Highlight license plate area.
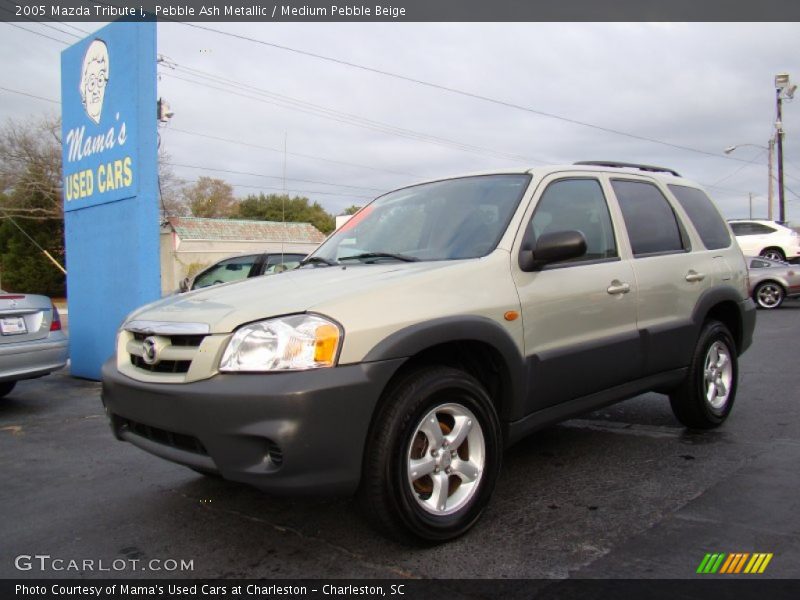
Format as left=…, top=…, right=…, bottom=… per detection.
left=0, top=316, right=27, bottom=335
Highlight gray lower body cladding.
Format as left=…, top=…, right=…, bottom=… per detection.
left=100, top=357, right=404, bottom=495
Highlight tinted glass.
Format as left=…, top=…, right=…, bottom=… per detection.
left=192, top=255, right=258, bottom=289
left=668, top=185, right=731, bottom=250
left=730, top=222, right=751, bottom=235
left=263, top=254, right=305, bottom=274
left=612, top=180, right=685, bottom=256
left=749, top=259, right=771, bottom=269
left=312, top=175, right=531, bottom=262
left=529, top=178, right=617, bottom=262
left=752, top=223, right=777, bottom=234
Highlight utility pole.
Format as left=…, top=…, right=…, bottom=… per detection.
left=774, top=73, right=796, bottom=224
left=749, top=192, right=753, bottom=219
left=776, top=88, right=785, bottom=223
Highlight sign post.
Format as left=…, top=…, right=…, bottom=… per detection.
left=61, top=22, right=160, bottom=380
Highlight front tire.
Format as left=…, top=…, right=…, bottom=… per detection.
left=669, top=320, right=737, bottom=429
left=0, top=381, right=16, bottom=398
left=754, top=281, right=785, bottom=309
left=360, top=366, right=502, bottom=543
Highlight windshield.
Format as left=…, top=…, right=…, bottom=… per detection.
left=312, top=174, right=531, bottom=263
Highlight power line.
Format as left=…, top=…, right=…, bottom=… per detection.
left=56, top=22, right=91, bottom=35
left=166, top=161, right=388, bottom=194
left=166, top=127, right=419, bottom=178
left=182, top=178, right=374, bottom=200
left=160, top=67, right=548, bottom=165
left=167, top=65, right=543, bottom=163
left=0, top=86, right=59, bottom=105
left=177, top=22, right=756, bottom=165
left=707, top=149, right=766, bottom=187
left=0, top=5, right=82, bottom=40
left=2, top=22, right=70, bottom=45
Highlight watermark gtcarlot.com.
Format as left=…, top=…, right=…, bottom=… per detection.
left=14, top=555, right=194, bottom=573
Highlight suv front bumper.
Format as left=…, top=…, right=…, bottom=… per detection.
left=101, top=357, right=404, bottom=495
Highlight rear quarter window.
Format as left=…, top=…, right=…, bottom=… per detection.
left=668, top=185, right=731, bottom=250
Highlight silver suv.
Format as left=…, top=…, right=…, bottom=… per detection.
left=102, top=162, right=755, bottom=542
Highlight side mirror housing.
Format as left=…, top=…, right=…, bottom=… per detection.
left=519, top=230, right=587, bottom=272
left=179, top=277, right=190, bottom=293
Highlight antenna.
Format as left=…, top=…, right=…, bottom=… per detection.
left=281, top=132, right=287, bottom=260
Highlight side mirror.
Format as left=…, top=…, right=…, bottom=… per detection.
left=179, top=277, right=190, bottom=293
left=519, top=230, right=587, bottom=272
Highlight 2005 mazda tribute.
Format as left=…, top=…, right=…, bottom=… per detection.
left=102, top=162, right=755, bottom=542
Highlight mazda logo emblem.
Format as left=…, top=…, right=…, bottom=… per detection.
left=142, top=336, right=159, bottom=365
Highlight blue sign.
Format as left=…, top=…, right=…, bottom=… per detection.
left=61, top=22, right=160, bottom=379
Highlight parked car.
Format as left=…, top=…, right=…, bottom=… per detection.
left=747, top=256, right=800, bottom=309
left=0, top=291, right=68, bottom=398
left=728, top=219, right=800, bottom=262
left=180, top=252, right=307, bottom=292
left=103, top=162, right=755, bottom=542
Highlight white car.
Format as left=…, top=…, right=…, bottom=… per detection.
left=728, top=219, right=800, bottom=262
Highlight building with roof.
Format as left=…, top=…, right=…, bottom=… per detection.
left=160, top=217, right=326, bottom=294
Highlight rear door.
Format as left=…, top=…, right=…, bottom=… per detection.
left=608, top=177, right=714, bottom=376
left=511, top=174, right=641, bottom=413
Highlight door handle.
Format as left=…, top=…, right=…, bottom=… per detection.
left=685, top=270, right=706, bottom=283
left=607, top=280, right=631, bottom=295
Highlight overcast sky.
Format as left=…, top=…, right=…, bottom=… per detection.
left=1, top=21, right=799, bottom=223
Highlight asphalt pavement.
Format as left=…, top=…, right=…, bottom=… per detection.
left=1, top=302, right=799, bottom=580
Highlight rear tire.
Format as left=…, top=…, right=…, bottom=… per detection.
left=670, top=320, right=737, bottom=429
left=754, top=281, right=785, bottom=309
left=359, top=365, right=502, bottom=543
left=0, top=381, right=16, bottom=398
left=759, top=247, right=786, bottom=262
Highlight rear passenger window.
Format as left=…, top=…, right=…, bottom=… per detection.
left=668, top=185, right=731, bottom=250
left=611, top=180, right=685, bottom=256
left=529, top=178, right=617, bottom=262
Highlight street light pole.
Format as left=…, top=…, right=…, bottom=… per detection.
left=767, top=137, right=775, bottom=220
left=724, top=141, right=774, bottom=219
left=776, top=87, right=786, bottom=223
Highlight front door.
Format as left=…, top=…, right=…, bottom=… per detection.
left=511, top=175, right=641, bottom=414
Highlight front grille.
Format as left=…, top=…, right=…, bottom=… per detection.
left=130, top=354, right=191, bottom=373
left=114, top=415, right=208, bottom=455
left=131, top=332, right=205, bottom=347
left=127, top=332, right=207, bottom=377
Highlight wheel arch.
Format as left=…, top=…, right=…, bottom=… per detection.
left=362, top=316, right=526, bottom=423
left=692, top=287, right=746, bottom=354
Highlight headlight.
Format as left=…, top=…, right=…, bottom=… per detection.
left=219, top=314, right=342, bottom=372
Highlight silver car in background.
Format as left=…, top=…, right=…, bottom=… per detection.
left=747, top=257, right=800, bottom=309
left=0, top=291, right=68, bottom=398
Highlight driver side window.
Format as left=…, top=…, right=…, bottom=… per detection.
left=529, top=178, right=618, bottom=263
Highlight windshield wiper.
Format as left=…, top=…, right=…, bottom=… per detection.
left=339, top=252, right=420, bottom=263
left=300, top=256, right=339, bottom=267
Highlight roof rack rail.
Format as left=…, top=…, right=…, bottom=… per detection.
left=574, top=161, right=681, bottom=178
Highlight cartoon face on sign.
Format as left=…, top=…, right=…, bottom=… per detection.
left=79, top=39, right=109, bottom=124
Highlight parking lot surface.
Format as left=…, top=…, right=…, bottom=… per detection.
left=1, top=303, right=799, bottom=579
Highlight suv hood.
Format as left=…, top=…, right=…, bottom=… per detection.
left=127, top=261, right=463, bottom=333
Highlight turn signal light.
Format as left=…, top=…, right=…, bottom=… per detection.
left=314, top=323, right=340, bottom=365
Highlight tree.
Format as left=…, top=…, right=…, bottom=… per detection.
left=236, top=193, right=335, bottom=234
left=183, top=177, right=235, bottom=218
left=342, top=204, right=363, bottom=215
left=0, top=115, right=65, bottom=295
left=158, top=149, right=188, bottom=218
